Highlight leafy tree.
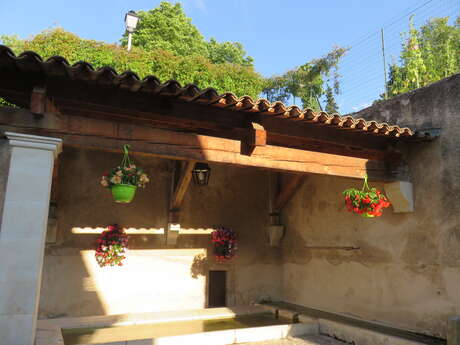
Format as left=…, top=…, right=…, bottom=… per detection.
left=386, top=16, right=460, bottom=97
left=0, top=29, right=264, bottom=99
left=263, top=46, right=347, bottom=111
left=324, top=85, right=339, bottom=114
left=121, top=2, right=207, bottom=57
left=121, top=1, right=253, bottom=67
left=206, top=38, right=253, bottom=66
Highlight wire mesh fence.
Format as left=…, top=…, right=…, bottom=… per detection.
left=337, top=0, right=460, bottom=114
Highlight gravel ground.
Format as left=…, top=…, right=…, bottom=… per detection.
left=237, top=335, right=348, bottom=345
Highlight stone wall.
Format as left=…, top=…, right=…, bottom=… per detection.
left=38, top=147, right=282, bottom=318
left=281, top=74, right=460, bottom=338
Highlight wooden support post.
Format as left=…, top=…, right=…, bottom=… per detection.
left=274, top=174, right=306, bottom=213
left=267, top=172, right=306, bottom=247
left=171, top=160, right=196, bottom=212
left=167, top=160, right=195, bottom=246
left=268, top=172, right=284, bottom=247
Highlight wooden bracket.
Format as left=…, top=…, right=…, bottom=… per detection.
left=241, top=122, right=267, bottom=156
left=267, top=172, right=306, bottom=247
left=167, top=160, right=195, bottom=243
left=273, top=174, right=306, bottom=214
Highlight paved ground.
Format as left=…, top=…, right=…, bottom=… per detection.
left=238, top=335, right=347, bottom=345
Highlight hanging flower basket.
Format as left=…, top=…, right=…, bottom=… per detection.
left=343, top=175, right=391, bottom=218
left=211, top=227, right=238, bottom=262
left=95, top=224, right=128, bottom=267
left=100, top=144, right=150, bottom=203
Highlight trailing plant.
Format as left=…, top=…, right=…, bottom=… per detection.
left=262, top=46, right=347, bottom=111
left=343, top=176, right=391, bottom=218
left=95, top=224, right=128, bottom=267
left=211, top=227, right=238, bottom=262
left=0, top=27, right=263, bottom=99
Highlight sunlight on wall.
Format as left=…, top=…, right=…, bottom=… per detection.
left=72, top=227, right=165, bottom=234
left=79, top=248, right=207, bottom=315
left=71, top=227, right=215, bottom=235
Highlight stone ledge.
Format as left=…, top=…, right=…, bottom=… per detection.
left=319, top=319, right=426, bottom=345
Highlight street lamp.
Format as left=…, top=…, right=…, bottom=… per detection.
left=124, top=10, right=139, bottom=51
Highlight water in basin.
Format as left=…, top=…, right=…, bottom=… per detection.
left=62, top=312, right=292, bottom=345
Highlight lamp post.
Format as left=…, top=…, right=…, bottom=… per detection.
left=124, top=10, right=139, bottom=51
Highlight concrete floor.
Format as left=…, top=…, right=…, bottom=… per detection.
left=238, top=335, right=347, bottom=345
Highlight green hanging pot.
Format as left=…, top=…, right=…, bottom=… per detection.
left=111, top=184, right=137, bottom=203
left=361, top=213, right=375, bottom=218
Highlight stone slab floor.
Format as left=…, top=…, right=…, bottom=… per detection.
left=238, top=335, right=347, bottom=345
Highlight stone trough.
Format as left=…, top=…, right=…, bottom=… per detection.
left=35, top=306, right=318, bottom=345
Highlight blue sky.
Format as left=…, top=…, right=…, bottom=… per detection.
left=0, top=0, right=458, bottom=113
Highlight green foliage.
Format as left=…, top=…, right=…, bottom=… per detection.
left=121, top=1, right=253, bottom=67
left=206, top=38, right=253, bottom=66
left=0, top=28, right=263, bottom=99
left=120, top=2, right=207, bottom=57
left=324, top=85, right=339, bottom=114
left=262, top=46, right=347, bottom=111
left=387, top=16, right=460, bottom=97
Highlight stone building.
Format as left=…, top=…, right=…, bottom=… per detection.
left=0, top=45, right=458, bottom=345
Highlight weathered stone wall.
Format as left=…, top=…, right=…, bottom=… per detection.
left=38, top=147, right=282, bottom=318
left=281, top=74, right=460, bottom=338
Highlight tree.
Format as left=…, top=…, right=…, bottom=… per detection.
left=121, top=2, right=253, bottom=67
left=121, top=2, right=207, bottom=57
left=206, top=38, right=253, bottom=66
left=386, top=16, right=460, bottom=97
left=0, top=29, right=264, bottom=99
left=324, top=85, right=339, bottom=114
left=263, top=46, right=347, bottom=111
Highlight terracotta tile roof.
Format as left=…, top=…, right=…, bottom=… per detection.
left=0, top=45, right=420, bottom=139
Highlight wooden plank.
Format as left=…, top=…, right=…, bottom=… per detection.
left=171, top=160, right=195, bottom=211
left=0, top=108, right=392, bottom=180
left=274, top=174, right=306, bottom=212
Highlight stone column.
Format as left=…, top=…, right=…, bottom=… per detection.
left=0, top=132, right=62, bottom=345
left=448, top=316, right=460, bottom=345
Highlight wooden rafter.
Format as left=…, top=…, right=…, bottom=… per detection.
left=0, top=108, right=395, bottom=180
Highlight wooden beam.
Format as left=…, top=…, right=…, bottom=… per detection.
left=274, top=174, right=306, bottom=213
left=0, top=108, right=393, bottom=180
left=30, top=87, right=46, bottom=115
left=44, top=80, right=393, bottom=154
left=241, top=122, right=267, bottom=156
left=171, top=160, right=196, bottom=211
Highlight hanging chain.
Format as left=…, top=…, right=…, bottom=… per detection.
left=361, top=174, right=370, bottom=192
left=120, top=144, right=132, bottom=168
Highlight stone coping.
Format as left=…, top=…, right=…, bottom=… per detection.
left=35, top=306, right=271, bottom=345
left=256, top=303, right=441, bottom=345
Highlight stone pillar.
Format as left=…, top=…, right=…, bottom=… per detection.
left=448, top=316, right=460, bottom=345
left=0, top=132, right=62, bottom=345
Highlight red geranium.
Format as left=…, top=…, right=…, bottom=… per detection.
left=343, top=176, right=391, bottom=218
left=95, top=224, right=128, bottom=267
left=211, top=227, right=238, bottom=262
